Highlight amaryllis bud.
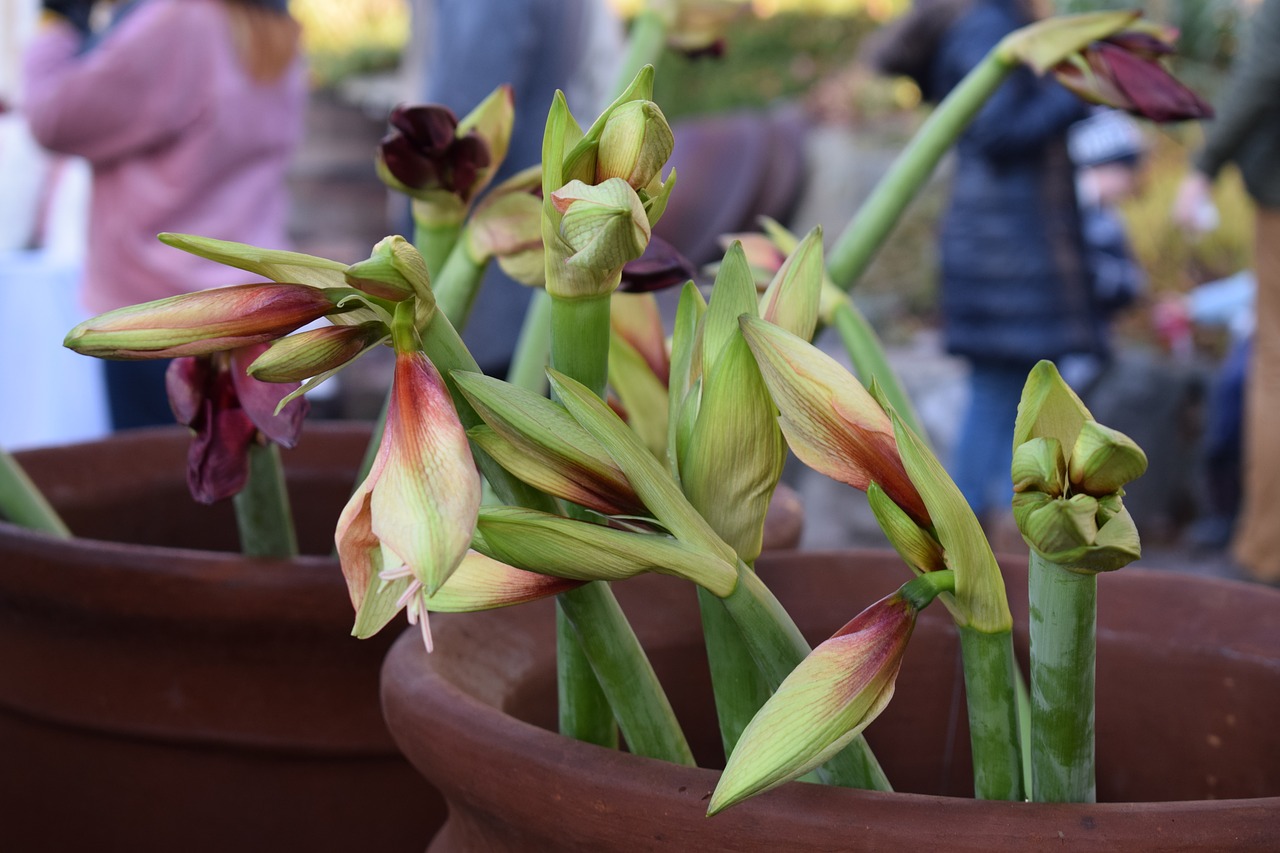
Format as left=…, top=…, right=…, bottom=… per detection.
left=377, top=103, right=491, bottom=201
left=552, top=178, right=652, bottom=273
left=1052, top=35, right=1213, bottom=122
left=708, top=570, right=955, bottom=815
left=740, top=315, right=929, bottom=526
left=596, top=99, right=674, bottom=190
left=345, top=236, right=432, bottom=304
left=248, top=322, right=387, bottom=383
left=64, top=284, right=339, bottom=360
left=757, top=225, right=824, bottom=343
left=336, top=349, right=481, bottom=624
left=474, top=506, right=738, bottom=596
left=1067, top=420, right=1148, bottom=497
left=1011, top=436, right=1067, bottom=496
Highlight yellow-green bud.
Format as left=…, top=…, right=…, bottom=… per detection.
left=1011, top=436, right=1067, bottom=496
left=552, top=178, right=651, bottom=273
left=1068, top=420, right=1148, bottom=497
left=596, top=100, right=674, bottom=190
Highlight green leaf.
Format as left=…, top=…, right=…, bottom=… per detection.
left=703, top=241, right=760, bottom=374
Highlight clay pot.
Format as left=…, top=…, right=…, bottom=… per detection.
left=0, top=424, right=443, bottom=853
left=381, top=550, right=1280, bottom=852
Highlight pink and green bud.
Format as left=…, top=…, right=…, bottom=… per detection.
left=867, top=482, right=946, bottom=575
left=335, top=349, right=481, bottom=609
left=474, top=506, right=738, bottom=596
left=708, top=572, right=953, bottom=815
left=596, top=99, right=675, bottom=190
left=64, top=284, right=340, bottom=360
left=247, top=322, right=387, bottom=383
left=740, top=315, right=930, bottom=527
left=451, top=370, right=645, bottom=516
left=350, top=549, right=583, bottom=643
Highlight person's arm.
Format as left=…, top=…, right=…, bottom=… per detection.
left=940, top=8, right=1087, bottom=159
left=22, top=2, right=213, bottom=166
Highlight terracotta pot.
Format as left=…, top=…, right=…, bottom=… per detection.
left=0, top=424, right=443, bottom=853
left=381, top=550, right=1280, bottom=852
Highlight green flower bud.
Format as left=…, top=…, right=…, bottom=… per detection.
left=247, top=322, right=387, bottom=383
left=1011, top=436, right=1067, bottom=496
left=1013, top=491, right=1141, bottom=573
left=552, top=178, right=651, bottom=274
left=596, top=100, right=674, bottom=190
left=1068, top=420, right=1148, bottom=497
left=345, top=236, right=435, bottom=312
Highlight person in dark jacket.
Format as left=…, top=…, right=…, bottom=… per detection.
left=884, top=0, right=1102, bottom=523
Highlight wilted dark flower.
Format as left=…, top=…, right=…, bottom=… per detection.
left=166, top=344, right=308, bottom=504
left=618, top=235, right=697, bottom=293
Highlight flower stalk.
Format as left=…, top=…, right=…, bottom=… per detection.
left=232, top=442, right=298, bottom=558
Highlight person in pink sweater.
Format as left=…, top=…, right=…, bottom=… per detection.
left=23, top=0, right=306, bottom=429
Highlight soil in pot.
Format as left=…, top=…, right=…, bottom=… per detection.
left=382, top=550, right=1280, bottom=852
left=0, top=423, right=443, bottom=853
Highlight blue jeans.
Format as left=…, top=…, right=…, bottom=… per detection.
left=951, top=360, right=1036, bottom=518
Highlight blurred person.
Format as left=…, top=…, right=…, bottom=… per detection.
left=1173, top=0, right=1280, bottom=582
left=408, top=0, right=622, bottom=376
left=872, top=0, right=1104, bottom=530
left=22, top=0, right=305, bottom=430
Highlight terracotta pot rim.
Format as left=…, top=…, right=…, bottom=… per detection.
left=387, top=628, right=1280, bottom=817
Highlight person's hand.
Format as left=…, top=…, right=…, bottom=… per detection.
left=1172, top=170, right=1219, bottom=234
left=42, top=0, right=95, bottom=36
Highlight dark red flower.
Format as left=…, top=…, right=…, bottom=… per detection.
left=166, top=344, right=308, bottom=504
left=618, top=235, right=698, bottom=293
left=1054, top=33, right=1213, bottom=123
left=379, top=104, right=491, bottom=200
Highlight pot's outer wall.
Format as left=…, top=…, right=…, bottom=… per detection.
left=0, top=425, right=442, bottom=853
left=383, top=551, right=1280, bottom=852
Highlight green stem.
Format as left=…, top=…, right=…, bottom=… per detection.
left=721, top=564, right=892, bottom=791
left=0, top=447, right=70, bottom=537
left=547, top=290, right=620, bottom=745
left=958, top=626, right=1025, bottom=800
left=697, top=585, right=773, bottom=759
left=830, top=299, right=927, bottom=440
left=550, top=293, right=611, bottom=397
left=431, top=239, right=488, bottom=332
left=556, top=599, right=619, bottom=751
left=506, top=288, right=553, bottom=394
left=559, top=584, right=695, bottom=764
left=232, top=442, right=298, bottom=558
left=1028, top=551, right=1097, bottom=803
left=413, top=218, right=463, bottom=283
left=614, top=10, right=668, bottom=101
left=826, top=49, right=1012, bottom=291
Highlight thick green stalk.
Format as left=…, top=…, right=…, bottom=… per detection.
left=431, top=239, right=488, bottom=331
left=556, top=599, right=620, bottom=751
left=697, top=586, right=773, bottom=759
left=413, top=218, right=463, bottom=284
left=958, top=626, right=1025, bottom=800
left=506, top=288, right=553, bottom=395
left=0, top=447, right=70, bottom=537
left=613, top=10, right=668, bottom=103
left=826, top=50, right=1012, bottom=291
left=721, top=564, right=892, bottom=791
left=830, top=299, right=926, bottom=439
left=1028, top=551, right=1097, bottom=803
left=232, top=442, right=298, bottom=558
left=559, top=584, right=695, bottom=764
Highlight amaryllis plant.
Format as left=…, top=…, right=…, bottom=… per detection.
left=1, top=8, right=1212, bottom=816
